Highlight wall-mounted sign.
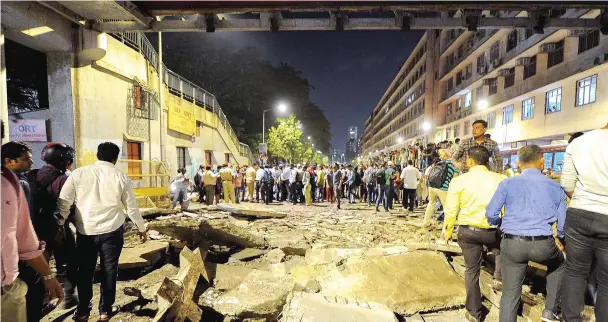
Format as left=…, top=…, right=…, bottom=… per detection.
left=168, top=101, right=196, bottom=136
left=9, top=119, right=47, bottom=142
left=258, top=143, right=267, bottom=154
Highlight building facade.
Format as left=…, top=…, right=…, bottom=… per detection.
left=1, top=2, right=254, bottom=196
left=361, top=9, right=608, bottom=171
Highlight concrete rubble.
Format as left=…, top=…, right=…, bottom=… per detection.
left=43, top=202, right=595, bottom=322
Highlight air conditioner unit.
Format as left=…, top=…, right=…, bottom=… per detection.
left=483, top=78, right=495, bottom=85
left=569, top=29, right=588, bottom=37
left=497, top=69, right=512, bottom=77
left=594, top=54, right=608, bottom=66
left=516, top=57, right=531, bottom=66
left=538, top=43, right=556, bottom=53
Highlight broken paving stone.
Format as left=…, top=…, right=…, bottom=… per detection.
left=140, top=208, right=180, bottom=218
left=281, top=292, right=398, bottom=322
left=212, top=264, right=256, bottom=291
left=212, top=270, right=292, bottom=319
left=304, top=246, right=409, bottom=265
left=291, top=252, right=466, bottom=315
left=266, top=232, right=310, bottom=256
left=118, top=241, right=169, bottom=269
left=229, top=248, right=267, bottom=262
left=217, top=203, right=287, bottom=219
left=264, top=248, right=286, bottom=264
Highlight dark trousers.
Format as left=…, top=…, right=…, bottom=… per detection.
left=500, top=237, right=564, bottom=322
left=205, top=185, right=215, bottom=205
left=402, top=188, right=416, bottom=211
left=197, top=185, right=204, bottom=203
left=281, top=181, right=288, bottom=201
left=386, top=185, right=395, bottom=209
left=335, top=185, right=342, bottom=209
left=375, top=185, right=388, bottom=210
left=563, top=208, right=608, bottom=322
left=76, top=226, right=124, bottom=316
left=264, top=182, right=272, bottom=204
left=457, top=226, right=502, bottom=319
left=367, top=184, right=376, bottom=205
left=19, top=224, right=78, bottom=322
left=254, top=180, right=261, bottom=202
left=290, top=182, right=297, bottom=204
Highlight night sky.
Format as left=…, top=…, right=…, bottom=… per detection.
left=198, top=30, right=424, bottom=150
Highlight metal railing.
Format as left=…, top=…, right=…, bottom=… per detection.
left=109, top=32, right=254, bottom=162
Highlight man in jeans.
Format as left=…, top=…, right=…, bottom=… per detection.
left=561, top=124, right=608, bottom=322
left=444, top=146, right=505, bottom=322
left=486, top=145, right=566, bottom=322
left=375, top=162, right=388, bottom=212
left=57, top=143, right=148, bottom=321
left=400, top=160, right=421, bottom=213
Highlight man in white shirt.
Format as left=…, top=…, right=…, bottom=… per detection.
left=57, top=142, right=147, bottom=321
left=255, top=165, right=265, bottom=203
left=400, top=160, right=421, bottom=212
left=560, top=125, right=608, bottom=322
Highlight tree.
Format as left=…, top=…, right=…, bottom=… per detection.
left=149, top=33, right=332, bottom=152
left=267, top=116, right=304, bottom=163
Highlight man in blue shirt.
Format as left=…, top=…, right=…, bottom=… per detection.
left=485, top=145, right=566, bottom=322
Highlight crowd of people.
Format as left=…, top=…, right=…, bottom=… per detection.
left=2, top=122, right=147, bottom=322
left=2, top=118, right=606, bottom=322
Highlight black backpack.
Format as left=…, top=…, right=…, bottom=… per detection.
left=375, top=169, right=386, bottom=185
left=354, top=172, right=362, bottom=186
left=428, top=161, right=449, bottom=189
left=194, top=172, right=202, bottom=187
left=26, top=169, right=63, bottom=241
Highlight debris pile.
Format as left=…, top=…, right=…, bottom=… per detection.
left=43, top=203, right=595, bottom=322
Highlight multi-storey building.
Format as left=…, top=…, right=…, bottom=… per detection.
left=361, top=30, right=439, bottom=155
left=362, top=9, right=608, bottom=172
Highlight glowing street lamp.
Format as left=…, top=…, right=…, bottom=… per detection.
left=478, top=99, right=489, bottom=110
left=397, top=137, right=403, bottom=144
left=307, top=136, right=311, bottom=140
left=263, top=102, right=288, bottom=144
left=422, top=121, right=431, bottom=131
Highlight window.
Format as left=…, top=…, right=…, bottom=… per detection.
left=177, top=147, right=186, bottom=170
left=456, top=71, right=463, bottom=85
left=489, top=78, right=498, bottom=96
left=464, top=121, right=471, bottom=135
left=447, top=78, right=454, bottom=92
left=196, top=122, right=201, bottom=137
left=464, top=91, right=472, bottom=108
left=476, top=86, right=484, bottom=100
left=507, top=30, right=518, bottom=52
left=487, top=111, right=496, bottom=129
left=225, top=153, right=231, bottom=164
left=545, top=87, right=562, bottom=114
left=522, top=97, right=535, bottom=120
left=504, top=68, right=515, bottom=88
left=490, top=41, right=501, bottom=62
left=457, top=44, right=464, bottom=59
left=502, top=105, right=514, bottom=124
left=477, top=53, right=486, bottom=72
left=447, top=102, right=453, bottom=115
left=576, top=75, right=597, bottom=106
left=6, top=40, right=50, bottom=115
left=525, top=29, right=535, bottom=40
left=524, top=56, right=537, bottom=79
left=456, top=97, right=462, bottom=113
left=454, top=124, right=461, bottom=137
left=127, top=142, right=142, bottom=179
left=465, top=64, right=473, bottom=79
left=579, top=30, right=600, bottom=54
left=446, top=127, right=452, bottom=139
left=547, top=40, right=564, bottom=68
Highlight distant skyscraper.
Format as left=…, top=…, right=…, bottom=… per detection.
left=348, top=126, right=358, bottom=140
left=346, top=126, right=359, bottom=161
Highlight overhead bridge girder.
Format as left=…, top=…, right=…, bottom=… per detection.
left=93, top=16, right=602, bottom=32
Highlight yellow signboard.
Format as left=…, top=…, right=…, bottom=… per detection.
left=168, top=100, right=196, bottom=136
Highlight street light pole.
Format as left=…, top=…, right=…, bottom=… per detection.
left=262, top=109, right=270, bottom=144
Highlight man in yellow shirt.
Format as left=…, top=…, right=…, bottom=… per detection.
left=245, top=163, right=258, bottom=202
left=219, top=164, right=236, bottom=204
left=443, top=146, right=506, bottom=322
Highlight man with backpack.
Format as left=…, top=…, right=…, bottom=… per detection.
left=23, top=143, right=79, bottom=319
left=263, top=165, right=274, bottom=205
left=424, top=154, right=458, bottom=227
left=194, top=165, right=204, bottom=203
left=375, top=162, right=389, bottom=212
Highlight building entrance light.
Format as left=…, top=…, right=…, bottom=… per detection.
left=478, top=99, right=489, bottom=109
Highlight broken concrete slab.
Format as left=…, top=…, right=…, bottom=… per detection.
left=140, top=208, right=180, bottom=218
left=266, top=231, right=310, bottom=256
left=281, top=292, right=399, bottom=322
left=212, top=264, right=256, bottom=291
left=217, top=203, right=287, bottom=219
left=213, top=269, right=292, bottom=319
left=291, top=252, right=466, bottom=315
left=148, top=218, right=266, bottom=248
left=264, top=248, right=286, bottom=264
left=229, top=248, right=267, bottom=262
left=304, top=246, right=409, bottom=265
left=118, top=241, right=169, bottom=269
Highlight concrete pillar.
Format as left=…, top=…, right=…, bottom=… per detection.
left=564, top=36, right=579, bottom=62
left=515, top=65, right=524, bottom=83
left=47, top=52, right=76, bottom=154
left=0, top=26, right=8, bottom=143
left=536, top=52, right=548, bottom=74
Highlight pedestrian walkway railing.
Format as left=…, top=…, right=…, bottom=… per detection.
left=109, top=31, right=254, bottom=163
